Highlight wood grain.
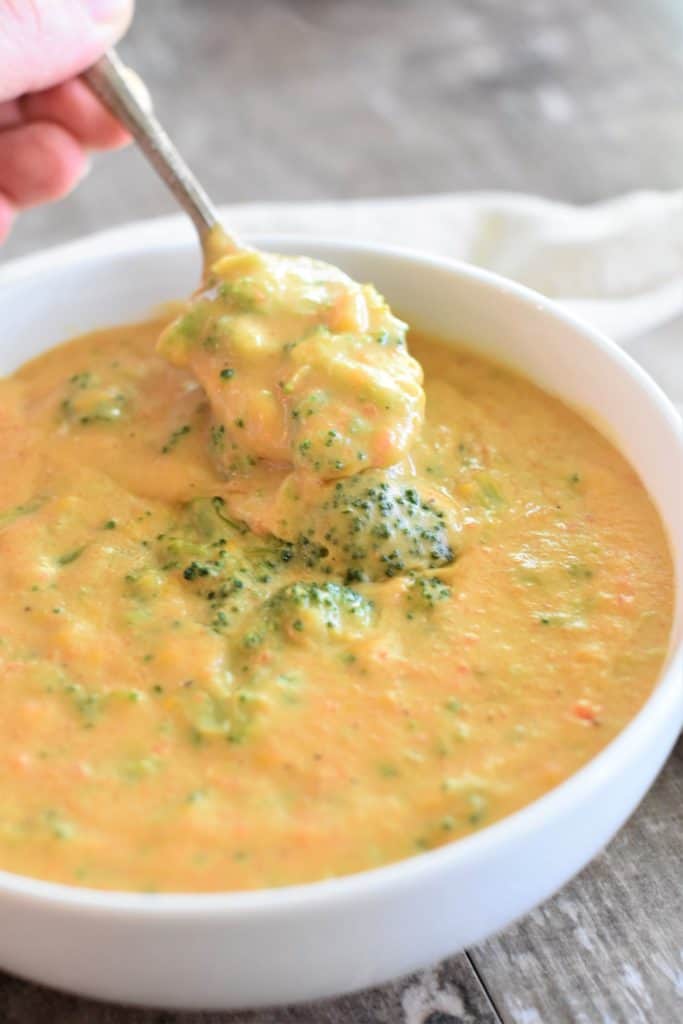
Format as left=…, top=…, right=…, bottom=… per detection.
left=471, top=737, right=683, bottom=1024
left=0, top=956, right=500, bottom=1024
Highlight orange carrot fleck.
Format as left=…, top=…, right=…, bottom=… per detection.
left=572, top=699, right=601, bottom=722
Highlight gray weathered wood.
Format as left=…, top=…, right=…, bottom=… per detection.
left=0, top=1, right=680, bottom=1021
left=0, top=955, right=500, bottom=1024
left=470, top=736, right=683, bottom=1024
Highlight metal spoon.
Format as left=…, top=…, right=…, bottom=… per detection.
left=82, top=49, right=238, bottom=268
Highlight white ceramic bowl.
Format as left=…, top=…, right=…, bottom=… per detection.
left=0, top=221, right=681, bottom=1011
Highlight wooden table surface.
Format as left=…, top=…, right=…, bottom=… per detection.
left=2, top=2, right=681, bottom=1021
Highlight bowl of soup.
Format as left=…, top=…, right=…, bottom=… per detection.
left=0, top=221, right=680, bottom=1010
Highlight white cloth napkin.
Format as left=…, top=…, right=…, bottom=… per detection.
left=222, top=190, right=683, bottom=345
left=220, top=189, right=683, bottom=415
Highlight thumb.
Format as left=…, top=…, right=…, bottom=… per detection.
left=0, top=0, right=135, bottom=102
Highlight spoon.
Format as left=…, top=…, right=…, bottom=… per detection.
left=82, top=49, right=237, bottom=269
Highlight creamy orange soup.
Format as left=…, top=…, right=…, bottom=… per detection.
left=0, top=296, right=673, bottom=892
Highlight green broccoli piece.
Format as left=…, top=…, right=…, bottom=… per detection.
left=235, top=581, right=374, bottom=651
left=404, top=574, right=452, bottom=619
left=60, top=372, right=129, bottom=425
left=297, top=473, right=456, bottom=583
left=156, top=497, right=295, bottom=632
left=265, top=581, right=374, bottom=636
left=219, top=581, right=373, bottom=741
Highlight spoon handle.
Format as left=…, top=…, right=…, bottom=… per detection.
left=82, top=49, right=237, bottom=258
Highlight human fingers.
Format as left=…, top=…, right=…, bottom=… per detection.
left=0, top=0, right=135, bottom=103
left=0, top=121, right=88, bottom=210
left=21, top=79, right=130, bottom=150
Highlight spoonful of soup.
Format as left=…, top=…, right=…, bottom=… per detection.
left=84, top=51, right=425, bottom=483
left=158, top=250, right=424, bottom=479
left=83, top=53, right=461, bottom=581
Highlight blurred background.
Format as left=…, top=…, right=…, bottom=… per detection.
left=4, top=0, right=683, bottom=259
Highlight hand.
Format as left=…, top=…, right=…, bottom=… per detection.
left=0, top=0, right=135, bottom=242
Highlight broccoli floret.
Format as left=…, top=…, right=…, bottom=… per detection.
left=404, top=574, right=452, bottom=618
left=156, top=497, right=293, bottom=632
left=296, top=473, right=456, bottom=583
left=61, top=371, right=129, bottom=425
left=156, top=497, right=243, bottom=577
left=223, top=581, right=374, bottom=740
left=236, top=581, right=374, bottom=651
left=266, top=581, right=374, bottom=636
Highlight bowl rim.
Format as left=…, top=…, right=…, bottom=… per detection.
left=0, top=222, right=680, bottom=916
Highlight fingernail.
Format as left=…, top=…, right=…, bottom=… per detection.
left=86, top=0, right=133, bottom=24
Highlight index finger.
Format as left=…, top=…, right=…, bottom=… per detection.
left=20, top=79, right=130, bottom=150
